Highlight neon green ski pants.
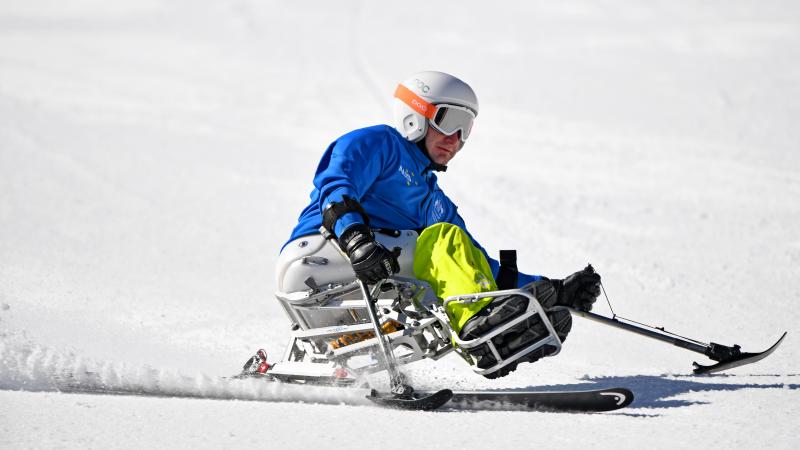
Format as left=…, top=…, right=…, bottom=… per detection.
left=413, top=223, right=497, bottom=334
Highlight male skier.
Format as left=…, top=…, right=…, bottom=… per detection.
left=276, top=71, right=601, bottom=377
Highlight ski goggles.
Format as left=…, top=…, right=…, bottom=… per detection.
left=395, top=84, right=476, bottom=142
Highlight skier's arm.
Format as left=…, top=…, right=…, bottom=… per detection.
left=312, top=132, right=388, bottom=236
left=312, top=131, right=400, bottom=284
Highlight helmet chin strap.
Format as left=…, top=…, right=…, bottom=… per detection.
left=416, top=140, right=448, bottom=172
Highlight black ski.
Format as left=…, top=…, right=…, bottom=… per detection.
left=366, top=388, right=453, bottom=411
left=693, top=332, right=787, bottom=375
left=433, top=387, right=634, bottom=412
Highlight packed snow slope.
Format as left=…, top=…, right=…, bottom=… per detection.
left=1, top=0, right=799, bottom=448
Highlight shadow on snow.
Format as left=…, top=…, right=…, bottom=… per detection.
left=508, top=374, right=799, bottom=410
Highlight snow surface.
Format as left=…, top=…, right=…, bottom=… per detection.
left=1, top=0, right=799, bottom=448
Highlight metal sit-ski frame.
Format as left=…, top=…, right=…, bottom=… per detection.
left=272, top=273, right=564, bottom=383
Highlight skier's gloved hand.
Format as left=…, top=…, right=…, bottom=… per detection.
left=552, top=266, right=601, bottom=311
left=338, top=224, right=400, bottom=284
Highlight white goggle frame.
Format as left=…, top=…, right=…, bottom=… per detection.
left=428, top=103, right=475, bottom=142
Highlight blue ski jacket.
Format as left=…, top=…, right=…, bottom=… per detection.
left=285, top=125, right=542, bottom=287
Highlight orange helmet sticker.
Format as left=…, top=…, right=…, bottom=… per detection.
left=394, top=84, right=435, bottom=119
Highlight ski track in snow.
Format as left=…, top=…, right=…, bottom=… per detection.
left=2, top=332, right=798, bottom=415
left=0, top=334, right=373, bottom=406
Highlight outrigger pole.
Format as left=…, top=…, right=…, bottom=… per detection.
left=567, top=307, right=787, bottom=374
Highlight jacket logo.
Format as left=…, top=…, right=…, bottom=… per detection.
left=398, top=165, right=417, bottom=186
left=431, top=198, right=444, bottom=222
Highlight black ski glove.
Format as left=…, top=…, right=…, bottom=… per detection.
left=339, top=224, right=400, bottom=284
left=552, top=265, right=601, bottom=311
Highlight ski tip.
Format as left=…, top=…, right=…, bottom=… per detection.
left=602, top=387, right=634, bottom=409
left=692, top=331, right=788, bottom=375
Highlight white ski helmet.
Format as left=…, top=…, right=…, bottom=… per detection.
left=393, top=71, right=479, bottom=143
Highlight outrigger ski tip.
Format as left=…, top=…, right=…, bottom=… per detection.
left=693, top=331, right=787, bottom=375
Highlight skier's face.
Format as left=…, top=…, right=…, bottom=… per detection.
left=424, top=126, right=463, bottom=165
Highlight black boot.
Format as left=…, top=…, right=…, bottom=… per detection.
left=458, top=280, right=572, bottom=379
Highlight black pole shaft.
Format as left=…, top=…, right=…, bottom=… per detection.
left=568, top=308, right=710, bottom=356
left=358, top=280, right=402, bottom=388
